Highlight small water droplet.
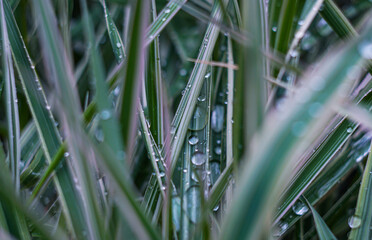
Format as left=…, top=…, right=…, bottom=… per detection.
left=95, top=129, right=104, bottom=142
left=188, top=135, right=199, bottom=145
left=290, top=50, right=299, bottom=58
left=197, top=95, right=206, bottom=102
left=64, top=152, right=70, bottom=158
left=205, top=72, right=211, bottom=78
left=116, top=42, right=121, bottom=48
left=164, top=8, right=170, bottom=13
left=272, top=26, right=277, bottom=32
left=31, top=65, right=35, bottom=69
left=292, top=201, right=309, bottom=216
left=213, top=204, right=219, bottom=212
left=347, top=127, right=353, bottom=133
left=179, top=68, right=187, bottom=76
left=214, top=146, right=221, bottom=155
left=348, top=216, right=361, bottom=228
left=100, top=109, right=112, bottom=120
left=191, top=152, right=207, bottom=166
left=46, top=105, right=51, bottom=110
left=162, top=17, right=166, bottom=22
left=159, top=172, right=165, bottom=177
left=273, top=221, right=288, bottom=237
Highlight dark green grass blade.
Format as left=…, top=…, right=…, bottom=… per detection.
left=305, top=198, right=337, bottom=240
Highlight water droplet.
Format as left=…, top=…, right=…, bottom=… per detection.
left=159, top=172, right=165, bottom=177
left=214, top=146, right=221, bottom=155
left=347, top=127, right=353, bottom=133
left=64, top=152, right=70, bottom=158
left=292, top=201, right=309, bottom=216
left=191, top=152, right=207, bottom=166
left=95, top=129, right=104, bottom=142
left=116, top=42, right=121, bottom=48
left=358, top=40, right=372, bottom=59
left=179, top=68, right=187, bottom=76
left=213, top=204, right=219, bottom=212
left=31, top=65, right=35, bottom=69
left=298, top=20, right=304, bottom=26
left=273, top=221, right=289, bottom=237
left=211, top=105, right=224, bottom=132
left=290, top=50, right=299, bottom=58
left=205, top=72, right=211, bottom=78
left=272, top=26, right=277, bottom=32
left=197, top=95, right=206, bottom=102
left=348, top=216, right=361, bottom=228
left=188, top=135, right=199, bottom=145
left=100, top=109, right=112, bottom=120
left=183, top=169, right=187, bottom=173
left=164, top=8, right=170, bottom=13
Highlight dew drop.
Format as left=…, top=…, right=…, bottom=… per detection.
left=116, top=42, right=121, bottom=48
left=95, top=129, right=104, bottom=142
left=191, top=152, right=207, bottom=166
left=204, top=72, right=211, bottom=78
left=347, top=127, right=353, bottom=133
left=64, top=152, right=70, bottom=158
left=272, top=26, right=277, bottom=32
left=348, top=216, right=361, bottom=229
left=100, top=109, right=112, bottom=120
left=213, top=204, right=219, bottom=212
left=31, top=65, right=35, bottom=69
left=164, top=8, right=170, bottom=13
left=188, top=135, right=199, bottom=145
left=197, top=95, right=206, bottom=102
left=292, top=201, right=309, bottom=216
left=179, top=68, right=187, bottom=76
left=159, top=172, right=165, bottom=177
left=214, top=146, right=221, bottom=155
left=162, top=17, right=166, bottom=21
left=273, top=221, right=288, bottom=237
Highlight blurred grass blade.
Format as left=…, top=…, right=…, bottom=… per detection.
left=119, top=0, right=148, bottom=152
left=221, top=21, right=372, bottom=240
left=100, top=0, right=126, bottom=63
left=306, top=198, right=337, bottom=240
left=349, top=141, right=372, bottom=239
left=1, top=0, right=20, bottom=192
left=320, top=0, right=358, bottom=39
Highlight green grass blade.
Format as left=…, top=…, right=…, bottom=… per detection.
left=1, top=0, right=20, bottom=192
left=221, top=21, right=372, bottom=240
left=320, top=0, right=358, bottom=39
left=100, top=0, right=126, bottom=63
left=348, top=141, right=372, bottom=239
left=145, top=0, right=187, bottom=46
left=306, top=198, right=337, bottom=240
left=119, top=0, right=148, bottom=152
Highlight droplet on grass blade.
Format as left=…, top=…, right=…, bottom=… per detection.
left=188, top=135, right=199, bottom=145
left=292, top=201, right=309, bottom=216
left=191, top=152, right=207, bottom=166
left=348, top=216, right=361, bottom=229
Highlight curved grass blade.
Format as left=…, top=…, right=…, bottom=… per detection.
left=305, top=198, right=337, bottom=240
left=100, top=0, right=126, bottom=63
left=348, top=141, right=372, bottom=239
left=221, top=22, right=372, bottom=240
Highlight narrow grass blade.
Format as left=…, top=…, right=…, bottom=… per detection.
left=119, top=0, right=148, bottom=152
left=145, top=0, right=187, bottom=46
left=221, top=21, right=372, bottom=240
left=100, top=0, right=126, bottom=63
left=1, top=0, right=20, bottom=192
left=306, top=198, right=337, bottom=240
left=348, top=141, right=372, bottom=239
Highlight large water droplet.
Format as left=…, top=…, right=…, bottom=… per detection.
left=348, top=216, right=361, bottom=229
left=292, top=201, right=309, bottom=216
left=188, top=135, right=199, bottom=145
left=191, top=152, right=207, bottom=166
left=211, top=105, right=224, bottom=132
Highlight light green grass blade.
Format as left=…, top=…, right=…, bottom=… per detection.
left=348, top=141, right=372, bottom=239
left=100, top=0, right=126, bottom=63
left=221, top=21, right=372, bottom=240
left=1, top=0, right=20, bottom=192
left=145, top=0, right=187, bottom=46
left=306, top=199, right=337, bottom=240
